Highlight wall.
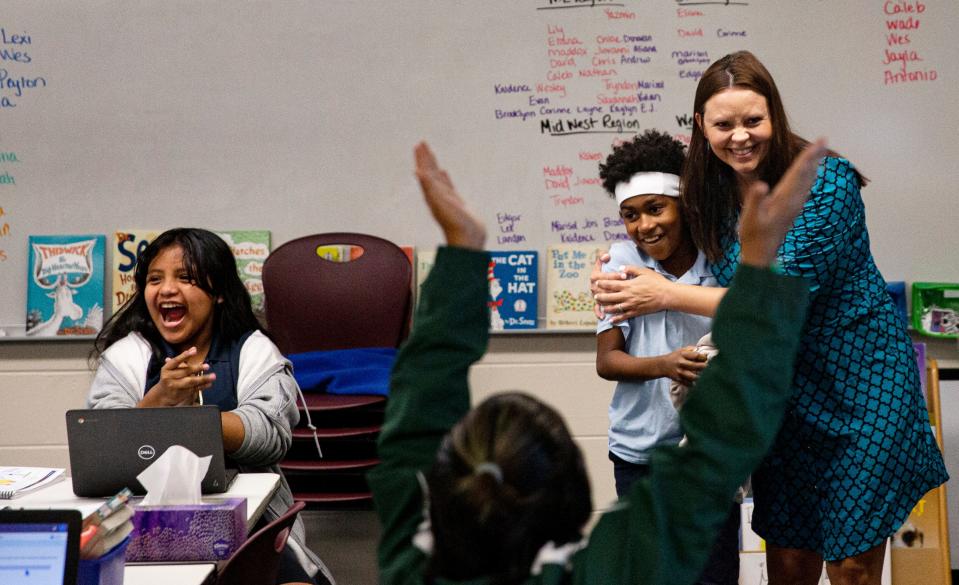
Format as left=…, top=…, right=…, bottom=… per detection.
left=2, top=1, right=958, bottom=328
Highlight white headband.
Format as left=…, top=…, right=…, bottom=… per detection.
left=614, top=172, right=680, bottom=205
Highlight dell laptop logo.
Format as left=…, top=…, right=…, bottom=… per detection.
left=138, top=445, right=156, bottom=460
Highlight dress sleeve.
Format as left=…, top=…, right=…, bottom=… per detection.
left=777, top=157, right=864, bottom=294
left=370, top=246, right=490, bottom=584
left=573, top=266, right=810, bottom=585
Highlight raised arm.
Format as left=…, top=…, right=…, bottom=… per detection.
left=371, top=142, right=490, bottom=583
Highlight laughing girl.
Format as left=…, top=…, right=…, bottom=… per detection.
left=88, top=227, right=333, bottom=585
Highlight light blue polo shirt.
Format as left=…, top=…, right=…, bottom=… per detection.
left=597, top=242, right=717, bottom=464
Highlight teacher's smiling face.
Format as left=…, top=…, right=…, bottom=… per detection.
left=697, top=87, right=773, bottom=183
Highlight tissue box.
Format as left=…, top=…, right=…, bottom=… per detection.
left=126, top=498, right=247, bottom=562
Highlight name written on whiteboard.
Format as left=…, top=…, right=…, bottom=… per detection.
left=0, top=69, right=47, bottom=108
left=0, top=27, right=45, bottom=108
left=0, top=152, right=16, bottom=186
left=881, top=1, right=937, bottom=85
left=0, top=28, right=32, bottom=63
left=671, top=50, right=709, bottom=81
left=493, top=20, right=717, bottom=141
left=496, top=212, right=528, bottom=245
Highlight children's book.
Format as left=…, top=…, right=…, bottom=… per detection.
left=111, top=230, right=158, bottom=314
left=216, top=230, right=270, bottom=315
left=545, top=244, right=606, bottom=330
left=26, top=234, right=106, bottom=336
left=487, top=250, right=538, bottom=330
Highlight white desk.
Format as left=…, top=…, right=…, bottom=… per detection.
left=17, top=473, right=281, bottom=585
left=124, top=563, right=217, bottom=585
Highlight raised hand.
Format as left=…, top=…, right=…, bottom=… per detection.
left=593, top=266, right=671, bottom=323
left=414, top=142, right=486, bottom=250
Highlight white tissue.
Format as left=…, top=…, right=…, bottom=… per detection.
left=137, top=445, right=211, bottom=506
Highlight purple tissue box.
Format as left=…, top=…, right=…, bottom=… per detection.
left=126, top=498, right=247, bottom=562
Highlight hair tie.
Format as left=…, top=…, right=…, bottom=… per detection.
left=474, top=462, right=503, bottom=484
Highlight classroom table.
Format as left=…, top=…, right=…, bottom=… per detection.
left=17, top=472, right=281, bottom=585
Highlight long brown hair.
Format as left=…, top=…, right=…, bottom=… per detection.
left=682, top=51, right=864, bottom=262
left=682, top=51, right=805, bottom=262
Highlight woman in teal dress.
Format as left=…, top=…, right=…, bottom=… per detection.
left=591, top=51, right=948, bottom=585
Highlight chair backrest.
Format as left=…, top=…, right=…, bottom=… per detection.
left=215, top=501, right=306, bottom=585
left=262, top=233, right=413, bottom=354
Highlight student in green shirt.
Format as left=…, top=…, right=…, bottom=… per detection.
left=370, top=139, right=826, bottom=585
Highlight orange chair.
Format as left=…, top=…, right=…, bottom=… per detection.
left=215, top=501, right=306, bottom=585
left=262, top=233, right=412, bottom=506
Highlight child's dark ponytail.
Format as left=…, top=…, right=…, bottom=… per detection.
left=427, top=392, right=592, bottom=585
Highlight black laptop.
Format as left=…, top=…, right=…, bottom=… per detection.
left=65, top=406, right=238, bottom=498
left=0, top=509, right=81, bottom=585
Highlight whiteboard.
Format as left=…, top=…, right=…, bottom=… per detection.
left=1, top=0, right=957, bottom=329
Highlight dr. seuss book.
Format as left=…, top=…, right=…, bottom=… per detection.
left=545, top=244, right=605, bottom=330
left=216, top=230, right=270, bottom=315
left=112, top=230, right=158, bottom=314
left=26, top=234, right=106, bottom=336
left=487, top=250, right=538, bottom=330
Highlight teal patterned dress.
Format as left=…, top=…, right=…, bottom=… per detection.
left=711, top=157, right=948, bottom=560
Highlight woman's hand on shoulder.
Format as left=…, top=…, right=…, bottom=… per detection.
left=592, top=263, right=671, bottom=323
left=138, top=347, right=216, bottom=407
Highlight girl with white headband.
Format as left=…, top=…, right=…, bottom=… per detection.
left=595, top=129, right=738, bottom=585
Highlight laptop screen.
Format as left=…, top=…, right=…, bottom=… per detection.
left=0, top=510, right=80, bottom=585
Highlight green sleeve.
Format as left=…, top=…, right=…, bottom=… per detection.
left=574, top=265, right=810, bottom=585
left=370, top=246, right=490, bottom=585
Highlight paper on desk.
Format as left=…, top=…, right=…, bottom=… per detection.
left=0, top=466, right=65, bottom=499
left=136, top=445, right=210, bottom=506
